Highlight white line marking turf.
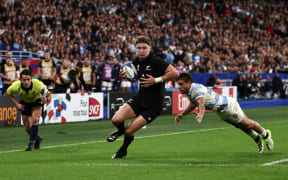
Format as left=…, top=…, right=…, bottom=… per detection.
left=73, top=162, right=288, bottom=167
left=1, top=120, right=285, bottom=154
left=0, top=120, right=287, bottom=167
left=261, top=159, right=288, bottom=166
left=0, top=127, right=226, bottom=154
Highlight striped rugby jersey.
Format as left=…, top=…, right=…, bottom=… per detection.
left=187, top=83, right=228, bottom=112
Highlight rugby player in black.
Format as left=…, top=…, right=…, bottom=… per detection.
left=107, top=35, right=179, bottom=158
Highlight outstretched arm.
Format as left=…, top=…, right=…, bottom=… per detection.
left=195, top=97, right=205, bottom=123
left=175, top=102, right=196, bottom=125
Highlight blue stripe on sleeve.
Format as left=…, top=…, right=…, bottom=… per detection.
left=193, top=92, right=205, bottom=99
left=206, top=93, right=219, bottom=110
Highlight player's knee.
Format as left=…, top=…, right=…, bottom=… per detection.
left=111, top=115, right=121, bottom=124
left=31, top=114, right=41, bottom=124
left=124, top=127, right=134, bottom=136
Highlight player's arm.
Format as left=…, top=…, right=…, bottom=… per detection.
left=153, top=64, right=179, bottom=84
left=175, top=102, right=196, bottom=125
left=141, top=64, right=179, bottom=87
left=194, top=97, right=205, bottom=123
left=6, top=86, right=24, bottom=110
left=160, top=64, right=179, bottom=83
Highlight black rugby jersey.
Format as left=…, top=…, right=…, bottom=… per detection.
left=132, top=53, right=169, bottom=103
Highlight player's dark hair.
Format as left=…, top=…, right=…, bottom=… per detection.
left=177, top=72, right=194, bottom=83
left=135, top=35, right=152, bottom=46
left=20, top=69, right=32, bottom=78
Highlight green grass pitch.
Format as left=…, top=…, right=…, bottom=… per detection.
left=0, top=106, right=287, bottom=180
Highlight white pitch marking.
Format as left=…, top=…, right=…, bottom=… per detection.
left=73, top=162, right=288, bottom=167
left=0, top=120, right=286, bottom=154
left=0, top=127, right=226, bottom=154
left=261, top=158, right=288, bottom=166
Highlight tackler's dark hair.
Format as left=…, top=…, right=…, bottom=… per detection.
left=177, top=72, right=194, bottom=83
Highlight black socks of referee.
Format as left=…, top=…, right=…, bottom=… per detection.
left=29, top=125, right=39, bottom=145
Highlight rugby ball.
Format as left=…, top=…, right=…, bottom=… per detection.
left=123, top=62, right=137, bottom=82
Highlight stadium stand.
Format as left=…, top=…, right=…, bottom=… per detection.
left=0, top=0, right=287, bottom=97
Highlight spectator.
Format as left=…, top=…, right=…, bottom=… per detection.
left=19, top=57, right=32, bottom=73
left=272, top=73, right=285, bottom=99
left=0, top=0, right=287, bottom=84
left=69, top=61, right=85, bottom=94
left=111, top=57, right=121, bottom=92
left=98, top=55, right=113, bottom=92
left=82, top=57, right=96, bottom=94
left=0, top=52, right=18, bottom=94
left=261, top=74, right=273, bottom=99
left=54, top=59, right=71, bottom=94
left=38, top=52, right=57, bottom=92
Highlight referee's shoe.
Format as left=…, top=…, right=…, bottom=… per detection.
left=34, top=137, right=43, bottom=149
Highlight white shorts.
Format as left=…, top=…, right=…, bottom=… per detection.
left=101, top=81, right=112, bottom=91
left=120, top=80, right=131, bottom=88
left=217, top=97, right=244, bottom=123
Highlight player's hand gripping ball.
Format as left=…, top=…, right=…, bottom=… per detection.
left=123, top=62, right=137, bottom=82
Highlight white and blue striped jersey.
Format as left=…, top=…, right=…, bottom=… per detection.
left=187, top=83, right=228, bottom=112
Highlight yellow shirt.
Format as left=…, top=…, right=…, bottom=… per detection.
left=7, top=79, right=49, bottom=103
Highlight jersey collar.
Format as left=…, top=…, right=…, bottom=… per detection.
left=137, top=53, right=152, bottom=64
left=21, top=81, right=34, bottom=92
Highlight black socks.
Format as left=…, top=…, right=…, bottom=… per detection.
left=115, top=122, right=125, bottom=134
left=119, top=136, right=134, bottom=151
left=29, top=125, right=38, bottom=144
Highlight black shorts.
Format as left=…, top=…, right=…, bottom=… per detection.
left=84, top=84, right=92, bottom=91
left=20, top=99, right=43, bottom=116
left=127, top=96, right=162, bottom=124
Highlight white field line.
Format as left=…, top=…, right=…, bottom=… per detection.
left=73, top=162, right=288, bottom=167
left=261, top=159, right=288, bottom=166
left=0, top=120, right=286, bottom=154
left=0, top=127, right=226, bottom=154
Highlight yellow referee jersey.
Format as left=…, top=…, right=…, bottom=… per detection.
left=6, top=79, right=49, bottom=103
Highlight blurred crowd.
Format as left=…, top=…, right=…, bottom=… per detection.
left=0, top=0, right=288, bottom=97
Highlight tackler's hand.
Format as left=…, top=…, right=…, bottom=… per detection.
left=175, top=113, right=183, bottom=125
